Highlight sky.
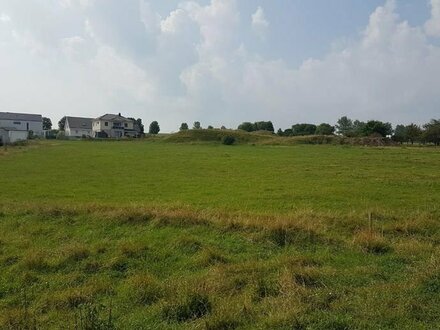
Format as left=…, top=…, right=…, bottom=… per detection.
left=0, top=0, right=439, bottom=132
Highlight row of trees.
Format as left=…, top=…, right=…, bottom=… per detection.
left=273, top=116, right=440, bottom=145
left=179, top=122, right=227, bottom=131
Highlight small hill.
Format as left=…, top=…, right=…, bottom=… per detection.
left=163, top=129, right=277, bottom=144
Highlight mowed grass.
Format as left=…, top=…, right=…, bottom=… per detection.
left=0, top=140, right=440, bottom=329
left=1, top=140, right=440, bottom=213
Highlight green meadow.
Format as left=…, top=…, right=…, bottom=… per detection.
left=1, top=139, right=440, bottom=329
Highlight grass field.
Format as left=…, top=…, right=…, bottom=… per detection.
left=1, top=140, right=440, bottom=329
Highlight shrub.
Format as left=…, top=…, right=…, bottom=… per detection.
left=222, top=136, right=235, bottom=145
left=56, top=131, right=66, bottom=140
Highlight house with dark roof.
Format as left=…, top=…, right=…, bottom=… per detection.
left=65, top=116, right=93, bottom=138
left=92, top=113, right=137, bottom=138
left=0, top=112, right=43, bottom=143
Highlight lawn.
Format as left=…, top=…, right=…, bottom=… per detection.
left=0, top=140, right=439, bottom=329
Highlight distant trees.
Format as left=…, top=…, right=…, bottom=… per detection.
left=149, top=121, right=160, bottom=135
left=406, top=124, right=422, bottom=144
left=315, top=123, right=335, bottom=135
left=336, top=116, right=354, bottom=136
left=423, top=119, right=440, bottom=145
left=207, top=125, right=214, bottom=129
left=335, top=117, right=392, bottom=137
left=58, top=117, right=66, bottom=131
left=43, top=117, right=52, bottom=130
left=180, top=123, right=189, bottom=131
left=291, top=123, right=317, bottom=136
left=193, top=121, right=201, bottom=129
left=238, top=121, right=274, bottom=133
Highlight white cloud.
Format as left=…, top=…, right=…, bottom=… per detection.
left=251, top=6, right=269, bottom=39
left=0, top=0, right=439, bottom=132
left=425, top=0, right=440, bottom=37
left=0, top=13, right=11, bottom=23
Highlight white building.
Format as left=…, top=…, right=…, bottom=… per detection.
left=0, top=112, right=43, bottom=144
left=92, top=113, right=137, bottom=138
left=65, top=116, right=93, bottom=138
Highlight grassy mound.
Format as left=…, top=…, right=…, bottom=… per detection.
left=163, top=129, right=276, bottom=144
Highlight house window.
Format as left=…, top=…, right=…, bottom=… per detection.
left=105, top=122, right=108, bottom=126
left=124, top=123, right=128, bottom=128
left=13, top=121, right=21, bottom=125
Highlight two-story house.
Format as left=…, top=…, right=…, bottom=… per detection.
left=0, top=112, right=43, bottom=144
left=65, top=116, right=94, bottom=138
left=92, top=114, right=136, bottom=138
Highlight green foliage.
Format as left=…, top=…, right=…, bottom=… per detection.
left=148, top=121, right=160, bottom=135
left=238, top=121, right=274, bottom=133
left=42, top=117, right=52, bottom=130
left=193, top=121, right=201, bottom=129
left=180, top=122, right=189, bottom=131
left=56, top=131, right=66, bottom=140
left=221, top=136, right=235, bottom=145
left=392, top=124, right=407, bottom=143
left=207, top=125, right=214, bottom=129
left=291, top=123, right=317, bottom=136
left=336, top=116, right=354, bottom=136
left=58, top=116, right=66, bottom=131
left=423, top=119, right=440, bottom=145
left=315, top=123, right=335, bottom=135
left=363, top=120, right=393, bottom=137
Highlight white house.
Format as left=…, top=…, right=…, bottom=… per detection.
left=65, top=116, right=93, bottom=138
left=92, top=113, right=137, bottom=138
left=0, top=112, right=43, bottom=144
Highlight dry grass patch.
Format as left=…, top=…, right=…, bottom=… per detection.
left=353, top=230, right=391, bottom=254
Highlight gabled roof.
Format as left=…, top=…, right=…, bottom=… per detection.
left=95, top=114, right=133, bottom=122
left=0, top=112, right=42, bottom=122
left=66, top=116, right=93, bottom=129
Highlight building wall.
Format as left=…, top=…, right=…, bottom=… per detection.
left=0, top=119, right=43, bottom=136
left=0, top=129, right=28, bottom=144
left=65, top=127, right=93, bottom=137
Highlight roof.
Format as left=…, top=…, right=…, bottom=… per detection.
left=95, top=114, right=133, bottom=122
left=66, top=116, right=93, bottom=130
left=0, top=112, right=42, bottom=122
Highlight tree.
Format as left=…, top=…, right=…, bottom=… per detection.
left=277, top=128, right=284, bottom=136
left=392, top=125, right=407, bottom=143
left=58, top=116, right=66, bottom=131
left=207, top=125, right=214, bottom=129
left=291, top=123, right=317, bottom=136
left=149, top=121, right=160, bottom=134
left=180, top=123, right=189, bottom=131
left=128, top=118, right=144, bottom=136
left=193, top=121, right=201, bottom=129
left=315, top=123, right=335, bottom=135
left=43, top=117, right=52, bottom=130
left=352, top=120, right=366, bottom=137
left=406, top=123, right=422, bottom=144
left=135, top=119, right=144, bottom=135
left=423, top=119, right=440, bottom=145
left=254, top=121, right=275, bottom=132
left=336, top=116, right=354, bottom=136
left=220, top=126, right=226, bottom=130
left=238, top=122, right=254, bottom=132
left=362, top=120, right=393, bottom=137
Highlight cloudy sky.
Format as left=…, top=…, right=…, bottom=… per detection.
left=0, top=0, right=439, bottom=131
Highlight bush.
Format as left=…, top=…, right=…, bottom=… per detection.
left=222, top=136, right=235, bottom=145
left=56, top=131, right=66, bottom=140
